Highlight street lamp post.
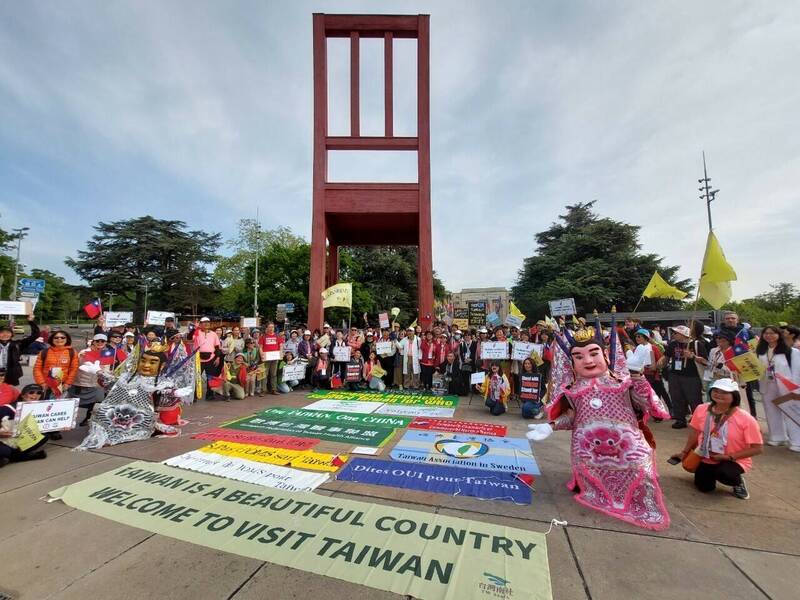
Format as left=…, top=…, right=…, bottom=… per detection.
left=11, top=227, right=30, bottom=301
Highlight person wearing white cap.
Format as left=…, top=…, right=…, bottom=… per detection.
left=398, top=326, right=421, bottom=389
left=665, top=324, right=709, bottom=429
left=312, top=347, right=331, bottom=389
left=71, top=333, right=111, bottom=424
left=193, top=316, right=222, bottom=400
left=670, top=378, right=763, bottom=499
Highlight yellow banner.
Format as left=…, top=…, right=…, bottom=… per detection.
left=322, top=283, right=353, bottom=309
left=728, top=352, right=765, bottom=383
left=699, top=231, right=737, bottom=309
left=642, top=271, right=688, bottom=299
left=15, top=413, right=45, bottom=452
left=199, top=440, right=346, bottom=472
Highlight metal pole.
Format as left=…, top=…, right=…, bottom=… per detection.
left=254, top=208, right=260, bottom=318
left=108, top=292, right=114, bottom=311
left=11, top=227, right=29, bottom=301
left=702, top=151, right=713, bottom=232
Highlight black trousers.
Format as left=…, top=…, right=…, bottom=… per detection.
left=646, top=374, right=672, bottom=415
left=379, top=355, right=395, bottom=387
left=420, top=364, right=435, bottom=389
left=745, top=381, right=757, bottom=417
left=694, top=460, right=744, bottom=492
left=668, top=374, right=702, bottom=423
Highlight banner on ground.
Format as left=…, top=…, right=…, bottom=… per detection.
left=282, top=363, right=307, bottom=382
left=165, top=451, right=329, bottom=491
left=374, top=404, right=456, bottom=418
left=49, top=461, right=552, bottom=600
left=307, top=389, right=458, bottom=408
left=302, top=399, right=382, bottom=414
left=480, top=341, right=509, bottom=360
left=14, top=398, right=79, bottom=433
left=145, top=310, right=175, bottom=326
left=199, top=441, right=345, bottom=472
left=223, top=415, right=396, bottom=447
left=261, top=407, right=411, bottom=429
left=104, top=311, right=134, bottom=327
left=391, top=430, right=540, bottom=475
left=336, top=458, right=532, bottom=504
left=192, top=429, right=319, bottom=450
left=409, top=418, right=507, bottom=437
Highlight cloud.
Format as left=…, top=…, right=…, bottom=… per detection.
left=0, top=0, right=797, bottom=301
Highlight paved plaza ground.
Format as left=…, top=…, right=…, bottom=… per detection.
left=2, top=381, right=799, bottom=600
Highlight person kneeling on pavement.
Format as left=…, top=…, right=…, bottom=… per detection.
left=222, top=353, right=248, bottom=400
left=1, top=384, right=49, bottom=466
left=670, top=378, right=762, bottom=500
left=476, top=362, right=510, bottom=416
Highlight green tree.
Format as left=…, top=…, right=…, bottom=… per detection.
left=23, top=269, right=81, bottom=323
left=66, top=217, right=221, bottom=321
left=513, top=202, right=692, bottom=318
left=717, top=282, right=800, bottom=326
left=0, top=217, right=18, bottom=300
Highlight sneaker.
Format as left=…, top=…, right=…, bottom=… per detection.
left=789, top=446, right=800, bottom=453
left=534, top=411, right=545, bottom=419
left=766, top=440, right=787, bottom=447
left=732, top=477, right=750, bottom=500
left=671, top=421, right=687, bottom=429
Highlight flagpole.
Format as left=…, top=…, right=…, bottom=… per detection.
left=632, top=295, right=644, bottom=313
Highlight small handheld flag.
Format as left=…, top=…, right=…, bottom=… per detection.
left=83, top=298, right=102, bottom=319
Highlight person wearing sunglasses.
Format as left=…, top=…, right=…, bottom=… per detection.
left=1, top=384, right=48, bottom=467
left=33, top=330, right=79, bottom=399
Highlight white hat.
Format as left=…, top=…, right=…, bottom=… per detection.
left=323, top=323, right=331, bottom=328
left=710, top=378, right=739, bottom=392
left=479, top=327, right=488, bottom=333
left=200, top=317, right=211, bottom=322
left=670, top=325, right=692, bottom=338
left=304, top=330, right=311, bottom=335
left=319, top=347, right=329, bottom=353
left=406, top=326, right=414, bottom=331
left=123, top=332, right=135, bottom=338
left=92, top=333, right=108, bottom=342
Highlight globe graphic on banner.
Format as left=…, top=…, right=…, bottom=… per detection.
left=434, top=439, right=490, bottom=459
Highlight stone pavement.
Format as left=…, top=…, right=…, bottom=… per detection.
left=1, top=389, right=798, bottom=600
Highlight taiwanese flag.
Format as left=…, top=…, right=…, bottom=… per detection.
left=83, top=298, right=102, bottom=319
left=723, top=333, right=752, bottom=372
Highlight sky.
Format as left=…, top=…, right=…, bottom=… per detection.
left=1, top=1, right=798, bottom=300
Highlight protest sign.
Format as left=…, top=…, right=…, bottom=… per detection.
left=145, top=310, right=175, bottom=326
left=15, top=413, right=45, bottom=451
left=302, top=399, right=382, bottom=414
left=104, top=311, right=133, bottom=327
left=548, top=298, right=576, bottom=317
left=480, top=341, right=509, bottom=360
left=519, top=374, right=541, bottom=401
left=470, top=371, right=486, bottom=385
left=346, top=363, right=362, bottom=382
left=391, top=430, right=540, bottom=475
left=505, top=314, right=523, bottom=328
left=165, top=451, right=329, bottom=491
left=316, top=333, right=331, bottom=348
left=370, top=363, right=386, bottom=379
left=198, top=441, right=346, bottom=472
left=376, top=341, right=393, bottom=356
left=240, top=317, right=259, bottom=328
left=452, top=308, right=469, bottom=330
left=307, top=389, right=458, bottom=408
left=379, top=312, right=390, bottom=329
left=468, top=301, right=486, bottom=326
left=282, top=362, right=307, bottom=382
left=262, top=407, right=411, bottom=429
left=0, top=300, right=31, bottom=315
left=261, top=350, right=281, bottom=362
left=336, top=459, right=532, bottom=504
left=374, top=404, right=456, bottom=418
left=774, top=393, right=800, bottom=428
left=192, top=428, right=319, bottom=450
left=486, top=312, right=501, bottom=327
left=511, top=341, right=537, bottom=362
left=728, top=351, right=766, bottom=382
left=14, top=398, right=79, bottom=432
left=49, top=461, right=552, bottom=600
left=409, top=418, right=507, bottom=437
left=223, top=415, right=396, bottom=447
left=333, top=345, right=352, bottom=362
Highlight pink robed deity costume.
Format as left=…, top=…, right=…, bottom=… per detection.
left=543, top=323, right=671, bottom=531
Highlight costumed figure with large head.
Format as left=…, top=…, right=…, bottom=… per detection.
left=528, top=309, right=671, bottom=530
left=76, top=338, right=195, bottom=450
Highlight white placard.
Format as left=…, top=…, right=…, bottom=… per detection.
left=14, top=398, right=79, bottom=433
left=376, top=341, right=393, bottom=356
left=373, top=404, right=456, bottom=418
left=164, top=450, right=329, bottom=492
left=241, top=317, right=259, bottom=328
left=480, top=341, right=509, bottom=360
left=775, top=394, right=800, bottom=428
left=511, top=341, right=537, bottom=361
left=378, top=312, right=390, bottom=329
left=0, top=301, right=31, bottom=315
left=146, top=310, right=175, bottom=326
left=303, top=399, right=382, bottom=414
left=332, top=345, right=351, bottom=362
left=104, top=311, right=133, bottom=327
left=548, top=297, right=576, bottom=317
left=504, top=313, right=524, bottom=328
left=282, top=362, right=307, bottom=382
left=261, top=350, right=281, bottom=362
left=470, top=371, right=486, bottom=385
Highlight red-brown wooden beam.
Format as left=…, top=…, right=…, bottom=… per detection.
left=321, top=14, right=420, bottom=38
left=384, top=32, right=393, bottom=137
left=325, top=136, right=417, bottom=151
left=416, top=15, right=434, bottom=330
left=326, top=244, right=339, bottom=289
left=350, top=32, right=360, bottom=137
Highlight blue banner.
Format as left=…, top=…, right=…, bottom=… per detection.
left=336, top=458, right=533, bottom=504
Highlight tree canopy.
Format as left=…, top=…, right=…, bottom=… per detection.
left=66, top=216, right=221, bottom=320
left=512, top=202, right=692, bottom=318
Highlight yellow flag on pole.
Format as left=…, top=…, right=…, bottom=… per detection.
left=699, top=232, right=737, bottom=309
left=509, top=301, right=524, bottom=318
left=642, top=271, right=688, bottom=299
left=321, top=283, right=353, bottom=309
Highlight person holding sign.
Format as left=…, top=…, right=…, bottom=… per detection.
left=399, top=327, right=421, bottom=389
left=312, top=347, right=332, bottom=389
left=259, top=322, right=284, bottom=395
left=420, top=331, right=438, bottom=390
left=0, top=312, right=39, bottom=387
left=756, top=326, right=800, bottom=451
left=277, top=351, right=303, bottom=394
left=519, top=358, right=545, bottom=419
left=376, top=329, right=396, bottom=388
left=222, top=353, right=248, bottom=400
left=365, top=350, right=387, bottom=391
left=475, top=362, right=510, bottom=416
left=331, top=330, right=350, bottom=382
left=1, top=386, right=50, bottom=466
left=193, top=317, right=222, bottom=401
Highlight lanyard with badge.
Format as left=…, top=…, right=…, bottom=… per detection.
left=766, top=349, right=776, bottom=380
left=708, top=411, right=732, bottom=455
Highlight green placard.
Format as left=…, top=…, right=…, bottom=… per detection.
left=260, top=407, right=412, bottom=429
left=223, top=415, right=396, bottom=447
left=306, top=389, right=459, bottom=408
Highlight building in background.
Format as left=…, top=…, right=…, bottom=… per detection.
left=450, top=287, right=511, bottom=323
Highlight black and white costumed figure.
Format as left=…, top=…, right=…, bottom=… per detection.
left=76, top=341, right=195, bottom=450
